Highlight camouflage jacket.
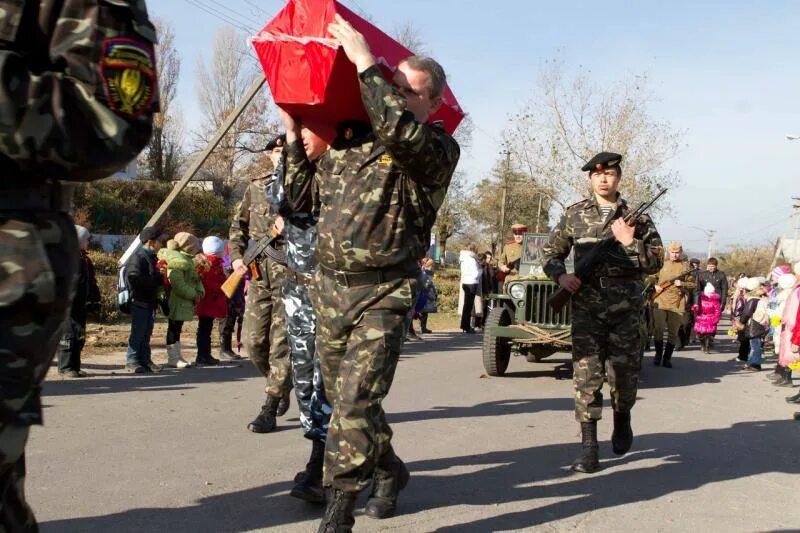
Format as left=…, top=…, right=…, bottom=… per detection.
left=265, top=160, right=318, bottom=275
left=543, top=195, right=663, bottom=283
left=228, top=172, right=284, bottom=263
left=0, top=0, right=158, bottom=186
left=284, top=64, right=461, bottom=272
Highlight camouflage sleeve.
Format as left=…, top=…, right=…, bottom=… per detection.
left=283, top=140, right=316, bottom=214
left=542, top=212, right=573, bottom=283
left=682, top=264, right=697, bottom=292
left=0, top=0, right=158, bottom=182
left=622, top=214, right=663, bottom=275
left=358, top=65, right=460, bottom=187
left=228, top=186, right=251, bottom=263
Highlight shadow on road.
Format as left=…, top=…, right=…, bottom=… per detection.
left=389, top=397, right=574, bottom=425
left=39, top=419, right=800, bottom=532
left=411, top=418, right=800, bottom=531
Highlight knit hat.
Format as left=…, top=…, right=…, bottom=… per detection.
left=202, top=236, right=225, bottom=256
left=736, top=277, right=749, bottom=290
left=703, top=283, right=715, bottom=296
left=771, top=265, right=791, bottom=282
left=74, top=225, right=91, bottom=248
left=173, top=232, right=200, bottom=255
left=744, top=278, right=761, bottom=292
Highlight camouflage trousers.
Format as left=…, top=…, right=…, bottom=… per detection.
left=0, top=212, right=78, bottom=531
left=243, top=256, right=290, bottom=398
left=281, top=273, right=331, bottom=442
left=653, top=307, right=682, bottom=345
left=309, top=269, right=418, bottom=492
left=571, top=283, right=644, bottom=423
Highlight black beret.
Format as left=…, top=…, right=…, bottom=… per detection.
left=265, top=134, right=286, bottom=151
left=581, top=152, right=623, bottom=172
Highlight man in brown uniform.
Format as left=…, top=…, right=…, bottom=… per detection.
left=229, top=135, right=291, bottom=433
left=498, top=223, right=526, bottom=283
left=652, top=241, right=696, bottom=367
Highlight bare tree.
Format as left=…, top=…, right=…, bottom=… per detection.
left=392, top=20, right=427, bottom=55
left=507, top=60, right=683, bottom=214
left=432, top=171, right=469, bottom=264
left=138, top=19, right=183, bottom=182
left=194, top=26, right=278, bottom=202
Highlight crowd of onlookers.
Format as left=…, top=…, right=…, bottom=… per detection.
left=59, top=226, right=247, bottom=377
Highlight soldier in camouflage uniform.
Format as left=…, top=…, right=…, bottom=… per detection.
left=228, top=135, right=291, bottom=433
left=282, top=15, right=460, bottom=533
left=265, top=127, right=332, bottom=504
left=0, top=1, right=157, bottom=528
left=543, top=152, right=663, bottom=474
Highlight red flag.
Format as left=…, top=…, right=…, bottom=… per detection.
left=251, top=0, right=464, bottom=138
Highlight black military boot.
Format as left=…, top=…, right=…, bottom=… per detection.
left=291, top=439, right=326, bottom=504
left=653, top=341, right=664, bottom=366
left=276, top=387, right=292, bottom=417
left=247, top=394, right=280, bottom=433
left=317, top=489, right=356, bottom=533
left=662, top=343, right=675, bottom=368
left=774, top=368, right=793, bottom=387
left=571, top=421, right=599, bottom=473
left=365, top=454, right=410, bottom=519
left=611, top=411, right=634, bottom=455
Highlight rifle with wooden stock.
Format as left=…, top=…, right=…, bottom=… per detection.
left=645, top=268, right=698, bottom=303
left=221, top=232, right=282, bottom=299
left=547, top=188, right=668, bottom=313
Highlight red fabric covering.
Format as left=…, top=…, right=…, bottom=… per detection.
left=196, top=254, right=228, bottom=318
left=252, top=0, right=464, bottom=138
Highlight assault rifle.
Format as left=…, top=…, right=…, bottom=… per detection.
left=221, top=232, right=283, bottom=299
left=645, top=268, right=698, bottom=303
left=547, top=188, right=668, bottom=312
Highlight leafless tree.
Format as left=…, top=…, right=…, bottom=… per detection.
left=506, top=59, right=683, bottom=215
left=392, top=20, right=428, bottom=55
left=194, top=26, right=278, bottom=201
left=138, top=19, right=184, bottom=182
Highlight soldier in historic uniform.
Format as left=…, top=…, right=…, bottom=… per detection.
left=543, top=152, right=663, bottom=474
left=498, top=223, right=526, bottom=282
left=228, top=135, right=292, bottom=433
left=281, top=15, right=460, bottom=532
left=0, top=1, right=157, bottom=527
left=265, top=126, right=332, bottom=504
left=652, top=241, right=696, bottom=366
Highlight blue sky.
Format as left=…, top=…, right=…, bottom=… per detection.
left=151, top=0, right=800, bottom=254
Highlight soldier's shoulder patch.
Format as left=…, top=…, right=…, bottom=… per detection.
left=100, top=38, right=156, bottom=119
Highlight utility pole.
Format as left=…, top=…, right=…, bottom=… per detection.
left=689, top=226, right=717, bottom=259
left=498, top=146, right=511, bottom=253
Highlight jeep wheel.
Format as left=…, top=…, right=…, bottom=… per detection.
left=482, top=305, right=512, bottom=376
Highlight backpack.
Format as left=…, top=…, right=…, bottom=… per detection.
left=117, top=265, right=132, bottom=314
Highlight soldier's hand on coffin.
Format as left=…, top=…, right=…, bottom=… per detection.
left=558, top=273, right=582, bottom=294
left=278, top=108, right=301, bottom=143
left=328, top=14, right=375, bottom=72
left=233, top=259, right=248, bottom=276
left=611, top=217, right=635, bottom=246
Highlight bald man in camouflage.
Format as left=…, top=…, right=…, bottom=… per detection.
left=282, top=15, right=460, bottom=532
left=0, top=1, right=157, bottom=528
left=543, top=152, right=663, bottom=474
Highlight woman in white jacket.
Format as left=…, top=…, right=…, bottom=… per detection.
left=459, top=244, right=481, bottom=334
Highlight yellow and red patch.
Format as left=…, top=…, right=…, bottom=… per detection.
left=100, top=38, right=156, bottom=119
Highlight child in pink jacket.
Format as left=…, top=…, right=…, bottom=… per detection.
left=693, top=283, right=721, bottom=354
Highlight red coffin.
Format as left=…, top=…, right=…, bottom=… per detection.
left=251, top=0, right=464, bottom=138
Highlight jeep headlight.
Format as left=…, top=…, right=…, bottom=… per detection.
left=509, top=283, right=526, bottom=300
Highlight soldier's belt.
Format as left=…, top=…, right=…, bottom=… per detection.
left=588, top=275, right=640, bottom=289
left=0, top=183, right=73, bottom=212
left=318, top=263, right=411, bottom=288
left=286, top=268, right=313, bottom=286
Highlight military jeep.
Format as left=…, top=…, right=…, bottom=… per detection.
left=482, top=233, right=573, bottom=376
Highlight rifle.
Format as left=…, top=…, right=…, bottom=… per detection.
left=645, top=268, right=698, bottom=303
left=547, top=188, right=668, bottom=312
left=221, top=232, right=283, bottom=299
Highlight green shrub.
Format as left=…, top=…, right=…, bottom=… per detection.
left=88, top=250, right=120, bottom=276
left=96, top=274, right=121, bottom=323
left=74, top=179, right=230, bottom=236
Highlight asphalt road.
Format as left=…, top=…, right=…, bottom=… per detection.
left=29, top=331, right=800, bottom=532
